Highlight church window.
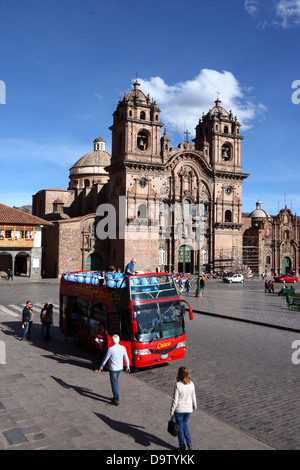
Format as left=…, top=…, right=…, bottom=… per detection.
left=140, top=111, right=146, bottom=120
left=159, top=248, right=167, bottom=266
left=266, top=256, right=271, bottom=264
left=84, top=179, right=90, bottom=188
left=183, top=199, right=191, bottom=216
left=155, top=114, right=159, bottom=121
left=284, top=230, right=290, bottom=239
left=137, top=204, right=147, bottom=219
left=224, top=126, right=229, bottom=134
left=137, top=130, right=149, bottom=151
left=225, top=210, right=232, bottom=222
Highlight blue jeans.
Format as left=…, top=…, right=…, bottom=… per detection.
left=109, top=370, right=122, bottom=403
left=22, top=322, right=29, bottom=340
left=175, top=412, right=192, bottom=449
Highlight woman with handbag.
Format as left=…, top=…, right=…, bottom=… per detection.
left=170, top=366, right=197, bottom=450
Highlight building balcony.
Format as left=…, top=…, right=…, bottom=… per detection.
left=0, top=238, right=35, bottom=248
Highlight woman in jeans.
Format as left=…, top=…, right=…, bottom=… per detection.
left=170, top=366, right=197, bottom=450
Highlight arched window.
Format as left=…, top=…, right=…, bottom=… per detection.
left=140, top=111, right=146, bottom=120
left=266, top=256, right=271, bottom=264
left=225, top=210, right=232, bottom=222
left=137, top=204, right=147, bottom=219
left=183, top=199, right=191, bottom=216
left=84, top=179, right=90, bottom=188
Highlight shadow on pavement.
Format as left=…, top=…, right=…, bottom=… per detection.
left=94, top=412, right=175, bottom=450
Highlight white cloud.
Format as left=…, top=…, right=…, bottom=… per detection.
left=275, top=0, right=300, bottom=27
left=245, top=0, right=260, bottom=18
left=245, top=0, right=300, bottom=28
left=138, top=70, right=266, bottom=138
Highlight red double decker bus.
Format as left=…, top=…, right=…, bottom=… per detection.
left=59, top=271, right=193, bottom=368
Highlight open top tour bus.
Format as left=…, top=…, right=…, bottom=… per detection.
left=59, top=270, right=193, bottom=368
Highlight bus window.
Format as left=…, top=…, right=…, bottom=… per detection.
left=120, top=308, right=131, bottom=340
left=107, top=313, right=121, bottom=337
left=129, top=274, right=177, bottom=301
left=133, top=300, right=184, bottom=343
left=93, top=302, right=108, bottom=325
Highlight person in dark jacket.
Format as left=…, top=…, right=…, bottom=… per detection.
left=22, top=301, right=32, bottom=341
left=44, top=304, right=53, bottom=341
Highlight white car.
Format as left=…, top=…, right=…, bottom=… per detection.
left=223, top=273, right=244, bottom=283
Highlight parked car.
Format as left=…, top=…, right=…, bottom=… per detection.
left=223, top=273, right=244, bottom=283
left=274, top=274, right=298, bottom=283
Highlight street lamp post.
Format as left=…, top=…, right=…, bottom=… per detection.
left=195, top=215, right=202, bottom=297
left=195, top=211, right=207, bottom=298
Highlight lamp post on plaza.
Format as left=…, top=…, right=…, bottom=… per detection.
left=195, top=212, right=206, bottom=298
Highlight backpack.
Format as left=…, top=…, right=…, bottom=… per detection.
left=40, top=308, right=47, bottom=323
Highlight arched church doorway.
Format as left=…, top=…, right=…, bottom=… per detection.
left=178, top=245, right=193, bottom=273
left=86, top=252, right=103, bottom=271
left=282, top=257, right=291, bottom=275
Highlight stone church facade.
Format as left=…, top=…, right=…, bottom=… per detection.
left=243, top=201, right=300, bottom=277
left=106, top=80, right=248, bottom=274
left=32, top=80, right=300, bottom=278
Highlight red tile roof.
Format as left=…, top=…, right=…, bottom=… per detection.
left=0, top=203, right=52, bottom=226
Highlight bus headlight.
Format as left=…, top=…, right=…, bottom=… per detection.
left=176, top=341, right=186, bottom=348
left=133, top=349, right=151, bottom=355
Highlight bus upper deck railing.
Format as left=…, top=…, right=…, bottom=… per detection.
left=62, top=271, right=126, bottom=288
left=62, top=271, right=179, bottom=300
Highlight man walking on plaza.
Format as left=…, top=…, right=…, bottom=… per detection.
left=99, top=334, right=130, bottom=406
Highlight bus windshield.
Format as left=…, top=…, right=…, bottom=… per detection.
left=133, top=300, right=184, bottom=343
left=129, top=274, right=178, bottom=301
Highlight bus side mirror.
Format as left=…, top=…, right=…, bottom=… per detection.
left=180, top=299, right=193, bottom=320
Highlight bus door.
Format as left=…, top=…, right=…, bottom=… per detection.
left=107, top=309, right=132, bottom=366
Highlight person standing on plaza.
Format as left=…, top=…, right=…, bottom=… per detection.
left=200, top=277, right=205, bottom=294
left=178, top=276, right=184, bottom=294
left=94, top=323, right=108, bottom=372
left=170, top=366, right=197, bottom=450
left=99, top=334, right=130, bottom=406
left=27, top=302, right=34, bottom=340
left=7, top=268, right=13, bottom=280
left=40, top=302, right=48, bottom=338
left=185, top=277, right=191, bottom=294
left=44, top=303, right=53, bottom=341
left=21, top=301, right=32, bottom=341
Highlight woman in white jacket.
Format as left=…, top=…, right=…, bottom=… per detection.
left=170, top=366, right=197, bottom=450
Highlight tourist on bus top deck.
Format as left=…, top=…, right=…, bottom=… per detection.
left=124, top=259, right=137, bottom=278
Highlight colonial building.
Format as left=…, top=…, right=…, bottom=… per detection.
left=0, top=203, right=52, bottom=278
left=33, top=80, right=251, bottom=277
left=243, top=201, right=300, bottom=277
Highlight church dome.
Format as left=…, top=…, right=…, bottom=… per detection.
left=68, top=138, right=111, bottom=190
left=125, top=80, right=149, bottom=105
left=69, top=137, right=111, bottom=176
left=250, top=200, right=270, bottom=219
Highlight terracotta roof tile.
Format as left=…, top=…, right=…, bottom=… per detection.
left=0, top=203, right=52, bottom=226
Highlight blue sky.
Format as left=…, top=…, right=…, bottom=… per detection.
left=0, top=0, right=300, bottom=215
